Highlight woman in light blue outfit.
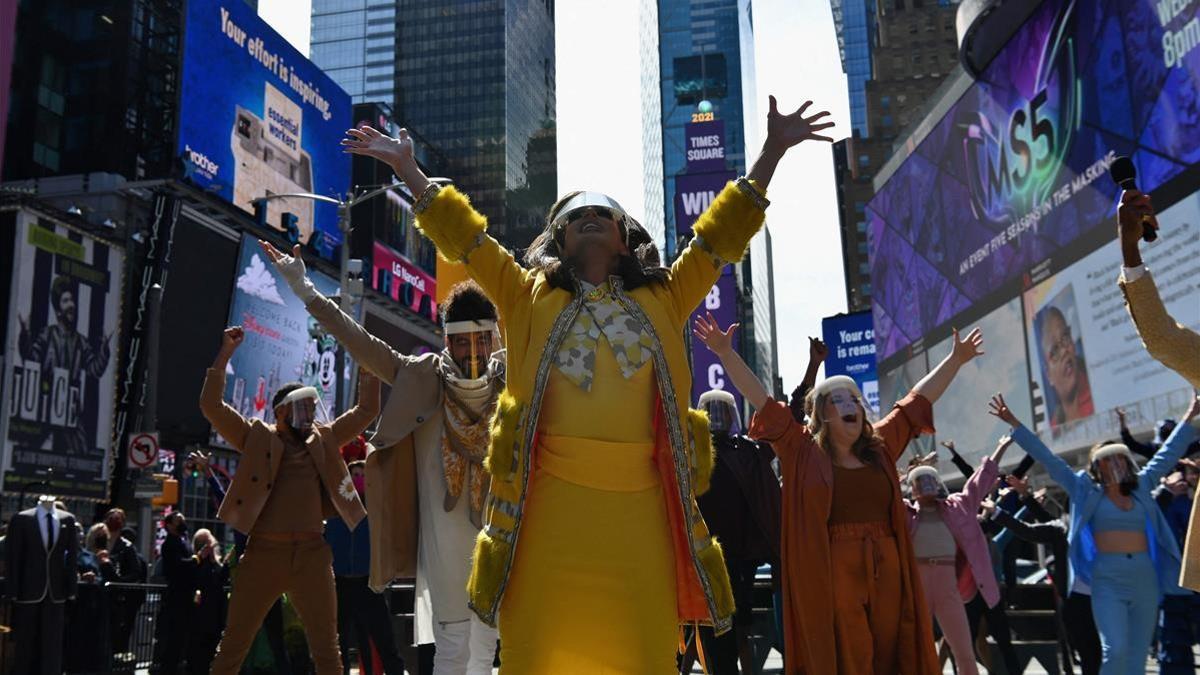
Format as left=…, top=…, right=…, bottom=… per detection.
left=988, top=392, right=1200, bottom=675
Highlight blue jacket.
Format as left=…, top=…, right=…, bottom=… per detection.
left=324, top=515, right=370, bottom=577
left=1011, top=422, right=1196, bottom=598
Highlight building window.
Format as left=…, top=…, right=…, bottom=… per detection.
left=880, top=95, right=891, bottom=109
left=673, top=53, right=728, bottom=104
left=858, top=262, right=870, bottom=274
left=881, top=114, right=893, bottom=127
left=861, top=282, right=872, bottom=295
left=857, top=155, right=870, bottom=168
left=854, top=201, right=866, bottom=213
left=857, top=242, right=868, bottom=254
left=856, top=220, right=867, bottom=233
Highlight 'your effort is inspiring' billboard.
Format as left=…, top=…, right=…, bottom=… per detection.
left=177, top=0, right=351, bottom=259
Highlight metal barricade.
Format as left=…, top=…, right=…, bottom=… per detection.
left=105, top=581, right=166, bottom=673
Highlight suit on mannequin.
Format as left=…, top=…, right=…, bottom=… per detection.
left=5, top=496, right=79, bottom=675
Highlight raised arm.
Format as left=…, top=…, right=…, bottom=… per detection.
left=666, top=96, right=834, bottom=322
left=911, top=327, right=984, bottom=405
left=261, top=241, right=405, bottom=382
left=199, top=328, right=252, bottom=451
left=941, top=440, right=976, bottom=478
left=1115, top=408, right=1156, bottom=460
left=343, top=126, right=534, bottom=319
left=1141, top=394, right=1200, bottom=485
left=800, top=337, right=827, bottom=396
left=1117, top=190, right=1200, bottom=388
left=957, top=435, right=1009, bottom=513
left=988, top=393, right=1080, bottom=492
left=328, top=370, right=382, bottom=449
left=693, top=313, right=769, bottom=410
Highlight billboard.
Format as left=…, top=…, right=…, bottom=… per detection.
left=675, top=171, right=738, bottom=238
left=868, top=0, right=1200, bottom=363
left=215, top=236, right=342, bottom=445
left=177, top=0, right=351, bottom=259
left=690, top=267, right=743, bottom=413
left=372, top=241, right=437, bottom=323
left=685, top=120, right=727, bottom=173
left=821, top=311, right=879, bottom=415
left=3, top=212, right=123, bottom=499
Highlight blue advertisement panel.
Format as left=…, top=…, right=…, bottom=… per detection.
left=821, top=311, right=879, bottom=415
left=213, top=237, right=342, bottom=446
left=178, top=0, right=351, bottom=260
left=868, top=0, right=1200, bottom=362
left=690, top=268, right=742, bottom=413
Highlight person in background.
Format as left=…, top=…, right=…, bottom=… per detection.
left=692, top=389, right=782, bottom=674
left=188, top=528, right=229, bottom=675
left=696, top=311, right=985, bottom=674
left=152, top=511, right=195, bottom=674
left=1116, top=408, right=1200, bottom=461
left=992, top=391, right=1200, bottom=675
left=104, top=507, right=146, bottom=656
left=1154, top=458, right=1200, bottom=674
left=326, top=459, right=407, bottom=675
left=789, top=337, right=828, bottom=424
left=905, top=435, right=1013, bottom=675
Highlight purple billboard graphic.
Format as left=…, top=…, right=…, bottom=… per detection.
left=675, top=171, right=737, bottom=238
left=685, top=120, right=727, bottom=173
left=690, top=268, right=742, bottom=411
left=868, top=0, right=1200, bottom=363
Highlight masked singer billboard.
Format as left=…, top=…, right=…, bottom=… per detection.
left=868, top=0, right=1200, bottom=362
left=214, top=236, right=342, bottom=446
left=177, top=0, right=351, bottom=260
left=3, top=211, right=123, bottom=499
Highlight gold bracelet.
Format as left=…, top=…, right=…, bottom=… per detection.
left=735, top=176, right=770, bottom=210
left=412, top=183, right=442, bottom=214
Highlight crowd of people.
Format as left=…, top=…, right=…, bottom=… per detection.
left=4, top=92, right=1200, bottom=675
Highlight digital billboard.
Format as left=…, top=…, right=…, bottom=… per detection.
left=690, top=267, right=743, bottom=413
left=214, top=236, right=342, bottom=447
left=3, top=212, right=124, bottom=499
left=177, top=0, right=351, bottom=260
left=372, top=241, right=438, bottom=323
left=675, top=171, right=738, bottom=238
left=821, top=311, right=880, bottom=415
left=868, top=0, right=1200, bottom=363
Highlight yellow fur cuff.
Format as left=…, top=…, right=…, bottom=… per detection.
left=692, top=181, right=767, bottom=264
left=414, top=186, right=488, bottom=263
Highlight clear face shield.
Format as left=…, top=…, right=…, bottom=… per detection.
left=551, top=192, right=631, bottom=249
left=278, top=386, right=326, bottom=434
left=699, top=391, right=741, bottom=435
left=1092, top=445, right=1137, bottom=487
left=909, top=468, right=945, bottom=500
left=444, top=320, right=498, bottom=380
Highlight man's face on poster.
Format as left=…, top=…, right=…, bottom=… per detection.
left=55, top=289, right=77, bottom=329
left=1040, top=310, right=1080, bottom=400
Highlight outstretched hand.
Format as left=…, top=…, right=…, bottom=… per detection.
left=766, top=96, right=835, bottom=150
left=693, top=313, right=738, bottom=357
left=951, top=327, right=985, bottom=365
left=809, top=337, right=829, bottom=364
left=988, top=393, right=1020, bottom=427
left=342, top=125, right=414, bottom=171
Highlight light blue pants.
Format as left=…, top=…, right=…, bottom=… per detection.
left=1091, top=551, right=1158, bottom=675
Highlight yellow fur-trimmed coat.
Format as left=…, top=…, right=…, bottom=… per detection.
left=414, top=181, right=766, bottom=634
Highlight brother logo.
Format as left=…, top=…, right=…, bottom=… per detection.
left=184, top=144, right=220, bottom=175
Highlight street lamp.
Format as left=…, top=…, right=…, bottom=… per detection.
left=250, top=179, right=450, bottom=412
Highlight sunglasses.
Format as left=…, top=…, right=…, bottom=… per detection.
left=562, top=206, right=615, bottom=226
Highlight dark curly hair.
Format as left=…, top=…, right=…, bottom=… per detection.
left=441, top=280, right=497, bottom=324
left=523, top=191, right=669, bottom=292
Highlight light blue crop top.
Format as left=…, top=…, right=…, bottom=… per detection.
left=1091, top=496, right=1147, bottom=533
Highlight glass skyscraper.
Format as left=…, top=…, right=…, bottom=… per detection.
left=830, top=0, right=874, bottom=137
left=659, top=0, right=779, bottom=392
left=311, top=0, right=556, bottom=251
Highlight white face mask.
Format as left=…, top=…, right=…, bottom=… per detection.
left=912, top=473, right=942, bottom=499
left=278, top=386, right=324, bottom=434
left=1094, top=456, right=1134, bottom=486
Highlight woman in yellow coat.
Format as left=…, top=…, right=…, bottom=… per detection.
left=343, top=95, right=834, bottom=673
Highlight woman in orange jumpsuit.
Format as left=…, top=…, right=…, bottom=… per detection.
left=695, top=315, right=984, bottom=674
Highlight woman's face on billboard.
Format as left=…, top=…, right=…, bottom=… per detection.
left=1040, top=310, right=1079, bottom=398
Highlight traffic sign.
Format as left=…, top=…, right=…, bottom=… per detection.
left=127, top=432, right=159, bottom=469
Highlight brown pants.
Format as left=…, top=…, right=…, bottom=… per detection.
left=830, top=522, right=903, bottom=675
left=210, top=537, right=340, bottom=675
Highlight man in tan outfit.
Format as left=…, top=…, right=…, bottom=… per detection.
left=200, top=326, right=378, bottom=675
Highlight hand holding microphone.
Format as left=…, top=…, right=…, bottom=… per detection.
left=1109, top=156, right=1160, bottom=267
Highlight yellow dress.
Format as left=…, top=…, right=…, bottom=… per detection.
left=497, top=335, right=679, bottom=673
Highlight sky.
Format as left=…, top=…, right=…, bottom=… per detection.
left=259, top=0, right=851, bottom=389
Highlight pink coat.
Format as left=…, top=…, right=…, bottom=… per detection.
left=906, top=457, right=1001, bottom=607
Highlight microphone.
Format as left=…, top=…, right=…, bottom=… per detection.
left=1109, top=156, right=1157, bottom=243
